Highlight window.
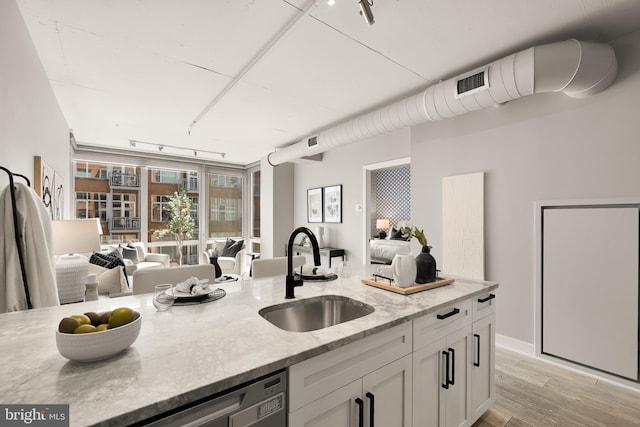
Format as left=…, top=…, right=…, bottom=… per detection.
left=75, top=192, right=108, bottom=221
left=250, top=170, right=261, bottom=253
left=113, top=193, right=137, bottom=218
left=151, top=195, right=172, bottom=222
left=151, top=169, right=180, bottom=184
left=208, top=173, right=243, bottom=238
left=75, top=161, right=108, bottom=180
left=252, top=170, right=260, bottom=238
left=189, top=196, right=199, bottom=225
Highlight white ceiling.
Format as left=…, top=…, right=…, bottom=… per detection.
left=16, top=0, right=640, bottom=166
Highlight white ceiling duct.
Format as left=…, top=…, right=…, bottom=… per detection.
left=267, top=39, right=617, bottom=166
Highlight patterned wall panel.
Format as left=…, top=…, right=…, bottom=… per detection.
left=375, top=165, right=411, bottom=227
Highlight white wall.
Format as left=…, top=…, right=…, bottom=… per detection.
left=411, top=30, right=640, bottom=345
left=292, top=128, right=411, bottom=266
left=260, top=158, right=294, bottom=258
left=0, top=0, right=69, bottom=212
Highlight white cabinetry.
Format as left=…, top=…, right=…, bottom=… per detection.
left=290, top=354, right=412, bottom=427
left=289, top=323, right=413, bottom=427
left=471, top=292, right=496, bottom=421
left=413, top=300, right=472, bottom=427
left=289, top=291, right=497, bottom=427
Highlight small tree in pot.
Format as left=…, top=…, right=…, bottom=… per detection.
left=153, top=190, right=195, bottom=265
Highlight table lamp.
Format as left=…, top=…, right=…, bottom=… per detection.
left=376, top=219, right=390, bottom=239
left=52, top=219, right=101, bottom=304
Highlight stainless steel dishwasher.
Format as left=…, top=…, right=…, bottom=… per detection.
left=140, top=370, right=287, bottom=426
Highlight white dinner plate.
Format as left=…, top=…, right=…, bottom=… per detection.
left=172, top=286, right=216, bottom=299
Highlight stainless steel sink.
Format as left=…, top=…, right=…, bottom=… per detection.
left=259, top=295, right=375, bottom=332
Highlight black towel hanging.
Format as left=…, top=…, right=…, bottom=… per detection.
left=1, top=166, right=33, bottom=309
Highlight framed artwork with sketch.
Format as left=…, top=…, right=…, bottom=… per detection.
left=307, top=187, right=323, bottom=223
left=34, top=156, right=64, bottom=220
left=323, top=184, right=342, bottom=223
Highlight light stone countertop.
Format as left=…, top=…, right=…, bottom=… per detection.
left=0, top=266, right=497, bottom=426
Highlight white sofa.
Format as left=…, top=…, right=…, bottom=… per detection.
left=201, top=239, right=246, bottom=275
left=106, top=242, right=170, bottom=276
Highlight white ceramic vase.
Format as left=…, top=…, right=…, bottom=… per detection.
left=392, top=253, right=417, bottom=288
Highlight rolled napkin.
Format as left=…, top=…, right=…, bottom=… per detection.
left=300, top=266, right=328, bottom=276
left=189, top=284, right=211, bottom=295
left=174, top=277, right=211, bottom=295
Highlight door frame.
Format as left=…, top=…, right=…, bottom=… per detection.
left=362, top=157, right=410, bottom=264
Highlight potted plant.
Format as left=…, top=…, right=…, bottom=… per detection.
left=153, top=190, right=195, bottom=265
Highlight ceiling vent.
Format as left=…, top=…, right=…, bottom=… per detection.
left=455, top=68, right=489, bottom=99
left=268, top=39, right=618, bottom=166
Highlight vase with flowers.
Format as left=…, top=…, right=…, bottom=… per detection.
left=410, top=226, right=437, bottom=284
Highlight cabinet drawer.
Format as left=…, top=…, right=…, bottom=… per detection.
left=473, top=291, right=496, bottom=321
left=289, top=322, right=412, bottom=412
left=413, top=299, right=472, bottom=350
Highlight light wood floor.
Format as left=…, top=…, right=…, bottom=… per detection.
left=472, top=347, right=640, bottom=427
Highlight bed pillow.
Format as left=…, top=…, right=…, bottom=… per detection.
left=221, top=238, right=244, bottom=257
left=390, top=227, right=404, bottom=240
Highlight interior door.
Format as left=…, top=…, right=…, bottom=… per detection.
left=542, top=206, right=639, bottom=380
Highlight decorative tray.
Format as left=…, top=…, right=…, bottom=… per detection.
left=361, top=276, right=454, bottom=295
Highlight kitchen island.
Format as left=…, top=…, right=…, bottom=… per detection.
left=0, top=266, right=497, bottom=426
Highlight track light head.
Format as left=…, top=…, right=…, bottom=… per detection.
left=359, top=0, right=374, bottom=25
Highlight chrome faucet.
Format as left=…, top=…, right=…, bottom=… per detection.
left=286, top=227, right=321, bottom=299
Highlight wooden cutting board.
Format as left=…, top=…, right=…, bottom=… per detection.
left=361, top=276, right=454, bottom=295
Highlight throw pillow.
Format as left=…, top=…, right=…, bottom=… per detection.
left=90, top=252, right=122, bottom=269
left=89, top=251, right=130, bottom=288
left=127, top=241, right=146, bottom=263
left=120, top=245, right=139, bottom=264
left=97, top=266, right=128, bottom=295
left=221, top=238, right=244, bottom=257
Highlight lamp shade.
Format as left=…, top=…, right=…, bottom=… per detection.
left=376, top=219, right=390, bottom=229
left=51, top=219, right=101, bottom=255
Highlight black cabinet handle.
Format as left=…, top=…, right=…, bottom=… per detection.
left=366, top=392, right=375, bottom=427
left=441, top=350, right=450, bottom=389
left=473, top=334, right=481, bottom=367
left=437, top=308, right=460, bottom=320
left=355, top=397, right=364, bottom=427
left=448, top=348, right=455, bottom=386
left=477, top=293, right=495, bottom=303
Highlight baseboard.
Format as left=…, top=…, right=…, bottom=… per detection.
left=497, top=334, right=640, bottom=394
left=496, top=334, right=535, bottom=356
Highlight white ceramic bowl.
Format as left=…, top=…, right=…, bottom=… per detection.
left=56, top=315, right=142, bottom=362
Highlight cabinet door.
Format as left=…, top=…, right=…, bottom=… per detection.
left=289, top=380, right=361, bottom=427
left=413, top=336, right=447, bottom=427
left=471, top=313, right=495, bottom=421
left=444, top=326, right=471, bottom=427
left=363, top=354, right=412, bottom=427
left=413, top=326, right=471, bottom=427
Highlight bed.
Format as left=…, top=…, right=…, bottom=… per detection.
left=370, top=238, right=411, bottom=264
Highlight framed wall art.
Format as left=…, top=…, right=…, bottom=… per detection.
left=53, top=170, right=64, bottom=220
left=34, top=156, right=54, bottom=219
left=323, top=184, right=342, bottom=223
left=307, top=187, right=323, bottom=223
